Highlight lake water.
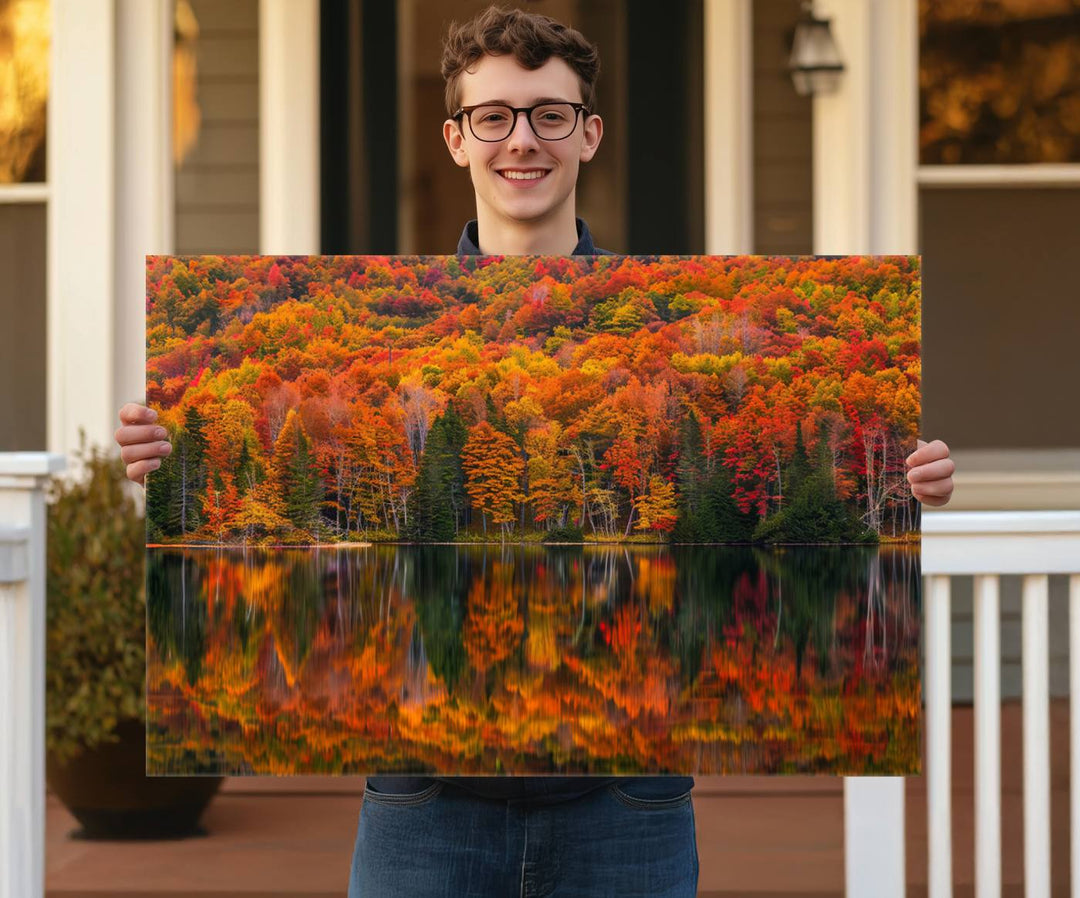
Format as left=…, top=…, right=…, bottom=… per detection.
left=146, top=543, right=921, bottom=776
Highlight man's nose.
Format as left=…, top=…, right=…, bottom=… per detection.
left=506, top=110, right=539, bottom=150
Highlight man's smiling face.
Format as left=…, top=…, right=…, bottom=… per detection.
left=443, top=53, right=602, bottom=229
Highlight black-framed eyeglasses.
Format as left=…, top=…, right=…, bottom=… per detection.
left=453, top=102, right=590, bottom=142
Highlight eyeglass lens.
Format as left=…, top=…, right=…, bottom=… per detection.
left=468, top=104, right=579, bottom=141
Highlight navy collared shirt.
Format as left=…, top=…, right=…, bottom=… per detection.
left=366, top=219, right=693, bottom=804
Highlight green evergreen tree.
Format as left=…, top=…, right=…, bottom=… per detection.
left=753, top=469, right=874, bottom=544
left=786, top=422, right=812, bottom=499
left=671, top=411, right=706, bottom=541
left=406, top=415, right=456, bottom=541
left=700, top=466, right=757, bottom=542
left=283, top=427, right=324, bottom=534
left=676, top=412, right=706, bottom=512
left=440, top=403, right=469, bottom=532
left=234, top=437, right=262, bottom=492
left=146, top=438, right=177, bottom=540
left=170, top=406, right=208, bottom=536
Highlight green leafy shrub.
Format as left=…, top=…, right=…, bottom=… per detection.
left=45, top=437, right=145, bottom=764
left=542, top=523, right=585, bottom=543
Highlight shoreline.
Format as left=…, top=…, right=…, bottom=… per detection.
left=145, top=538, right=920, bottom=550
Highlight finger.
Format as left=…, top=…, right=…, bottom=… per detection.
left=115, top=422, right=169, bottom=447
left=912, top=477, right=953, bottom=499
left=914, top=490, right=951, bottom=508
left=115, top=424, right=165, bottom=447
left=118, top=402, right=158, bottom=425
left=907, top=458, right=956, bottom=483
left=119, top=439, right=171, bottom=466
left=906, top=438, right=948, bottom=467
left=125, top=456, right=162, bottom=487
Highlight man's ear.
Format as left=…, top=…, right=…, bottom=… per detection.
left=578, top=114, right=603, bottom=164
left=443, top=119, right=470, bottom=168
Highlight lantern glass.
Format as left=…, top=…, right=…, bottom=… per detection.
left=788, top=14, right=844, bottom=96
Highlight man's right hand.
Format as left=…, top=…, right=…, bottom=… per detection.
left=115, top=402, right=172, bottom=487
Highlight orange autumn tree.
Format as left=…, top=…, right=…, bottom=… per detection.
left=340, top=404, right=417, bottom=533
left=461, top=420, right=525, bottom=539
left=201, top=474, right=242, bottom=542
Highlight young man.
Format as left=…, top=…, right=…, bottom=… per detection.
left=116, top=5, right=955, bottom=895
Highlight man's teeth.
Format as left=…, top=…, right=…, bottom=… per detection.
left=501, top=170, right=547, bottom=180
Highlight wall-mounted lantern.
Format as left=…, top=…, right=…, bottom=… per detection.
left=788, top=1, right=844, bottom=96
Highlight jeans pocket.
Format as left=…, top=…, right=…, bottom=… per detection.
left=608, top=781, right=693, bottom=811
left=362, top=778, right=445, bottom=808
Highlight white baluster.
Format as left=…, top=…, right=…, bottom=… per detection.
left=927, top=574, right=952, bottom=897
left=973, top=574, right=1001, bottom=898
left=1023, top=574, right=1050, bottom=898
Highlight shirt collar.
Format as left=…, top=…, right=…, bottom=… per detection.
left=456, top=218, right=598, bottom=255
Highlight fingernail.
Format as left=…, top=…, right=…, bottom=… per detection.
left=154, top=427, right=166, bottom=440
left=149, top=459, right=161, bottom=470
left=159, top=442, right=170, bottom=454
left=148, top=408, right=158, bottom=421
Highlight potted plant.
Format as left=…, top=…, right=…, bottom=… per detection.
left=45, top=436, right=222, bottom=839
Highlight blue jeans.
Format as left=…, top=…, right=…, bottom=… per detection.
left=348, top=778, right=699, bottom=897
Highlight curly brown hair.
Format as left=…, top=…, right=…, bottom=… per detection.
left=440, top=5, right=600, bottom=118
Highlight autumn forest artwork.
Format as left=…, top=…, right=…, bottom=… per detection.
left=145, top=254, right=922, bottom=776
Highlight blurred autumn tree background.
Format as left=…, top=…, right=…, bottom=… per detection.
left=920, top=0, right=1080, bottom=164
left=0, top=0, right=49, bottom=183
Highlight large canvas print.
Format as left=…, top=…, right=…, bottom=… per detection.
left=145, top=254, right=922, bottom=776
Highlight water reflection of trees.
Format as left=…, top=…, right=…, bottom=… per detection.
left=147, top=544, right=920, bottom=775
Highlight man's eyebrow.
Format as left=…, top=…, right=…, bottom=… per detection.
left=469, top=96, right=578, bottom=106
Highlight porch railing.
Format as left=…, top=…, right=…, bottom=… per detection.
left=0, top=453, right=65, bottom=898
left=846, top=510, right=1080, bottom=897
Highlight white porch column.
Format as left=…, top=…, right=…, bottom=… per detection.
left=703, top=0, right=753, bottom=254
left=47, top=0, right=115, bottom=455
left=114, top=0, right=174, bottom=410
left=49, top=0, right=172, bottom=451
left=0, top=453, right=66, bottom=898
left=867, top=0, right=918, bottom=253
left=815, top=1, right=919, bottom=894
left=260, top=0, right=320, bottom=254
left=812, top=0, right=918, bottom=255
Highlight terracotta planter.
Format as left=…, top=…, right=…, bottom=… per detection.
left=46, top=717, right=224, bottom=840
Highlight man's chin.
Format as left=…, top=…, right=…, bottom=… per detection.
left=492, top=195, right=571, bottom=223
